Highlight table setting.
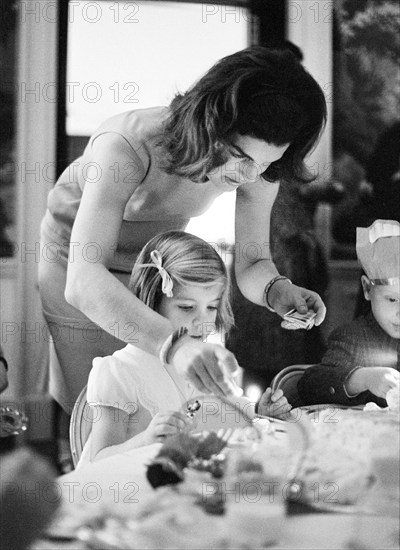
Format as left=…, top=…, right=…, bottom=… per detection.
left=32, top=393, right=400, bottom=550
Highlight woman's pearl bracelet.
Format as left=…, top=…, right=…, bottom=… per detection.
left=264, top=276, right=292, bottom=313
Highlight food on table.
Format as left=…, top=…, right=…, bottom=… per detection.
left=46, top=408, right=400, bottom=549
left=44, top=418, right=305, bottom=549
left=293, top=407, right=400, bottom=507
left=146, top=431, right=232, bottom=488
left=73, top=486, right=282, bottom=549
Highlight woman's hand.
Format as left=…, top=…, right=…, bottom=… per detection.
left=170, top=338, right=241, bottom=397
left=144, top=411, right=192, bottom=444
left=257, top=388, right=292, bottom=420
left=268, top=279, right=326, bottom=326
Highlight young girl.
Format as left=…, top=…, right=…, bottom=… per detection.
left=78, top=231, right=291, bottom=467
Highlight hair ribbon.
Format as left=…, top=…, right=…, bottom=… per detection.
left=138, top=250, right=174, bottom=297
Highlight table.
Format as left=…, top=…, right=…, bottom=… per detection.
left=33, top=437, right=399, bottom=550
left=33, top=514, right=377, bottom=550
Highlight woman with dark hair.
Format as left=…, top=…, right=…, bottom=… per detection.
left=39, top=46, right=327, bottom=414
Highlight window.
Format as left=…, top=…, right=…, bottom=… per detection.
left=64, top=0, right=250, bottom=244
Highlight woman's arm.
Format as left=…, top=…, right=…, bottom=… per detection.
left=65, top=134, right=173, bottom=356
left=65, top=133, right=240, bottom=395
left=235, top=179, right=326, bottom=324
left=234, top=179, right=280, bottom=304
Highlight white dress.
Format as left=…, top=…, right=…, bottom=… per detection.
left=77, top=344, right=255, bottom=468
left=77, top=344, right=202, bottom=468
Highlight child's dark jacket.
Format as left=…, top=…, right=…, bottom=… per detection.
left=298, top=312, right=400, bottom=407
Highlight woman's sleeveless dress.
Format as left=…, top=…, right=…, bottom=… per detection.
left=39, top=107, right=192, bottom=412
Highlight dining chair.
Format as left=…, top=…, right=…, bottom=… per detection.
left=69, top=385, right=93, bottom=468
left=270, top=364, right=315, bottom=408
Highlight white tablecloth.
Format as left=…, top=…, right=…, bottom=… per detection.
left=59, top=443, right=161, bottom=515
left=40, top=442, right=399, bottom=550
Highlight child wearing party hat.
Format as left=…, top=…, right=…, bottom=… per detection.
left=298, top=220, right=399, bottom=407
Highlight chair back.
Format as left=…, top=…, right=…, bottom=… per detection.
left=270, top=364, right=315, bottom=408
left=69, top=385, right=93, bottom=468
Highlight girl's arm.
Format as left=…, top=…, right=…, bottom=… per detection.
left=234, top=180, right=326, bottom=325
left=89, top=406, right=147, bottom=461
left=90, top=407, right=191, bottom=461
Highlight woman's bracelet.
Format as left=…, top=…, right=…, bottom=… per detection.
left=264, top=276, right=292, bottom=313
left=159, top=327, right=189, bottom=365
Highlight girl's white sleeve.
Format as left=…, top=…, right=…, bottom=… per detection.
left=86, top=356, right=138, bottom=415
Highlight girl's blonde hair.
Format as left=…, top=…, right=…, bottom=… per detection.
left=129, top=231, right=234, bottom=332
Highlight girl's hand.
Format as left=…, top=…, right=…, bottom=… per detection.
left=363, top=367, right=400, bottom=399
left=257, top=388, right=292, bottom=420
left=268, top=279, right=326, bottom=326
left=144, top=411, right=192, bottom=444
left=170, top=339, right=241, bottom=397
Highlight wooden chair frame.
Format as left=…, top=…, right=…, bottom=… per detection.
left=270, top=364, right=315, bottom=408
left=69, top=385, right=93, bottom=468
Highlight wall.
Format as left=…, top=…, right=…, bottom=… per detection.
left=0, top=1, right=58, bottom=402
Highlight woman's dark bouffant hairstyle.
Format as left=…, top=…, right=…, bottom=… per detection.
left=161, top=46, right=327, bottom=184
